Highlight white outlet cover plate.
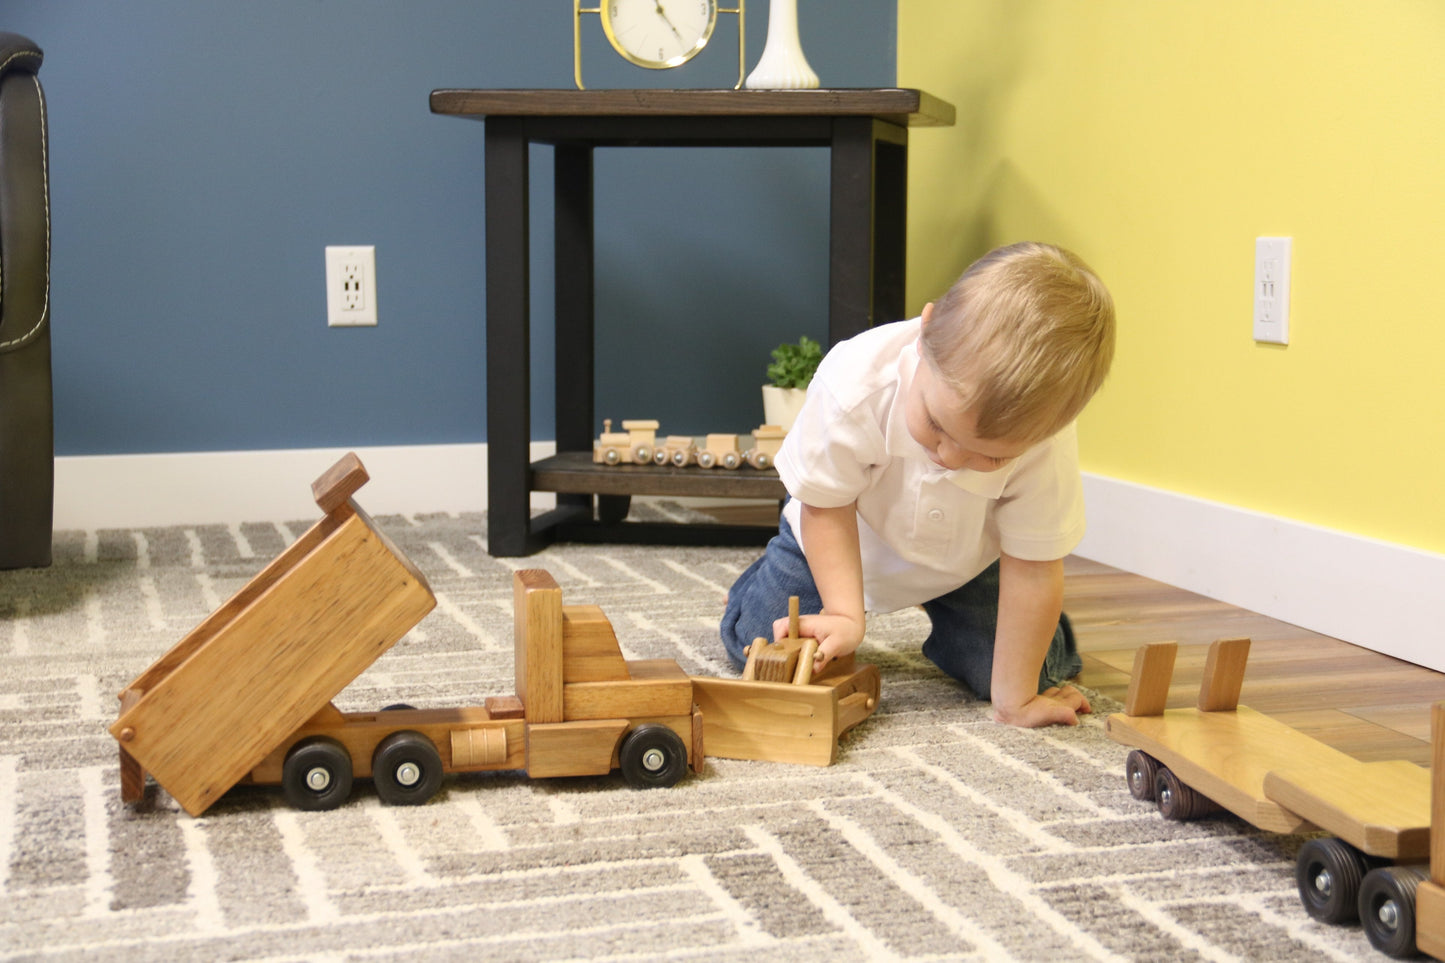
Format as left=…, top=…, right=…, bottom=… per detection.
left=326, top=245, right=377, bottom=326
left=1253, top=236, right=1291, bottom=344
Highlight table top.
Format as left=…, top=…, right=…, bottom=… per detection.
left=429, top=88, right=955, bottom=128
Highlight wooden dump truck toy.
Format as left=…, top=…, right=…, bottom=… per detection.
left=111, top=454, right=879, bottom=815
left=1109, top=637, right=1445, bottom=959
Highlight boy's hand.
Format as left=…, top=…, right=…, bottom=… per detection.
left=773, top=613, right=864, bottom=670
left=992, top=685, right=1092, bottom=728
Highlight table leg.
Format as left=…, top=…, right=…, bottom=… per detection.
left=872, top=128, right=908, bottom=326
left=829, top=117, right=909, bottom=342
left=555, top=143, right=596, bottom=523
left=484, top=118, right=545, bottom=556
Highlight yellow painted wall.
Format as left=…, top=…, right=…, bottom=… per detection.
left=898, top=1, right=1445, bottom=554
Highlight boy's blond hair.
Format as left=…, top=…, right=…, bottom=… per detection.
left=921, top=242, right=1115, bottom=444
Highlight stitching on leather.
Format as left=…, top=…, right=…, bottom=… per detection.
left=0, top=73, right=50, bottom=351
left=0, top=49, right=39, bottom=78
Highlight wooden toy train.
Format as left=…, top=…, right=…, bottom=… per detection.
left=110, top=454, right=880, bottom=817
left=593, top=419, right=786, bottom=470
left=1109, top=638, right=1445, bottom=959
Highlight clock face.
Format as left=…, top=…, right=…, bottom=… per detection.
left=602, top=0, right=718, bottom=69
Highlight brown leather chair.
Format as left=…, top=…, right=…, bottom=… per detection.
left=0, top=33, right=52, bottom=568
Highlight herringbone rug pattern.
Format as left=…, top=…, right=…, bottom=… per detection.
left=0, top=504, right=1387, bottom=960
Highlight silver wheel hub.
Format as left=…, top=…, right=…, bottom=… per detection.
left=1378, top=899, right=1400, bottom=930
left=305, top=767, right=331, bottom=792
left=1314, top=870, right=1333, bottom=897
left=641, top=748, right=666, bottom=772
left=395, top=762, right=422, bottom=787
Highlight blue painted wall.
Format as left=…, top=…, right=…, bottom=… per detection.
left=4, top=1, right=896, bottom=455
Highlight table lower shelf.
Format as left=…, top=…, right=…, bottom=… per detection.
left=530, top=451, right=787, bottom=500
left=508, top=451, right=786, bottom=552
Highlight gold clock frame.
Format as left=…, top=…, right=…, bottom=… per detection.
left=574, top=0, right=745, bottom=90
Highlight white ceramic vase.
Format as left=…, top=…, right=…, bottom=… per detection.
left=744, top=0, right=819, bottom=90
left=761, top=384, right=808, bottom=431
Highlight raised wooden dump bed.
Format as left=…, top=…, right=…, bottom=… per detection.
left=111, top=454, right=436, bottom=816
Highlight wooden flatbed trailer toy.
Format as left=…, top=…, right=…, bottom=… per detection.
left=1108, top=638, right=1444, bottom=958
left=111, top=455, right=881, bottom=815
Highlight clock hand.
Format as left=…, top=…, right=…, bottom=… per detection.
left=653, top=1, right=685, bottom=42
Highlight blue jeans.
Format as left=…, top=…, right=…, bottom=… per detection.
left=719, top=513, right=1081, bottom=700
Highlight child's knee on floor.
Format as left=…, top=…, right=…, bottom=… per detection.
left=922, top=616, right=1079, bottom=701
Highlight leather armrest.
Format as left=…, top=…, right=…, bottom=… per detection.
left=0, top=30, right=48, bottom=354
left=0, top=33, right=42, bottom=81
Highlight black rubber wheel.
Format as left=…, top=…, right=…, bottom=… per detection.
left=1296, top=837, right=1370, bottom=924
left=1155, top=766, right=1212, bottom=820
left=371, top=730, right=444, bottom=806
left=618, top=724, right=689, bottom=789
left=381, top=703, right=416, bottom=712
left=282, top=737, right=354, bottom=811
left=1125, top=750, right=1160, bottom=802
left=1359, top=864, right=1430, bottom=958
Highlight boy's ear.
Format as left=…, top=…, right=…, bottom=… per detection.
left=920, top=302, right=935, bottom=328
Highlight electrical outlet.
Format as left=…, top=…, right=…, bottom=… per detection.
left=1253, top=236, right=1291, bottom=344
left=325, top=245, right=377, bottom=326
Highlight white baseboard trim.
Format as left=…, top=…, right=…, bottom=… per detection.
left=54, top=442, right=558, bottom=530
left=1077, top=472, right=1445, bottom=672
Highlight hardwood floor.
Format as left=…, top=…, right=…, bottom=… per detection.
left=683, top=498, right=1445, bottom=766
left=1064, top=554, right=1445, bottom=766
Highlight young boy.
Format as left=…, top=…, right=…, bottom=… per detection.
left=720, top=242, right=1115, bottom=728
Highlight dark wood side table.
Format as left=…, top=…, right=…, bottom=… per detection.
left=429, top=89, right=955, bottom=557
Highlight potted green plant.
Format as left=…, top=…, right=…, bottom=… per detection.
left=762, top=335, right=822, bottom=430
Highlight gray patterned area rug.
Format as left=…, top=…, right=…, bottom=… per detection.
left=0, top=502, right=1388, bottom=961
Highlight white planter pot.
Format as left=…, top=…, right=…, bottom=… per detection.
left=762, top=384, right=808, bottom=431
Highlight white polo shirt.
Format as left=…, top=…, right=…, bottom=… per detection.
left=775, top=317, right=1087, bottom=613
